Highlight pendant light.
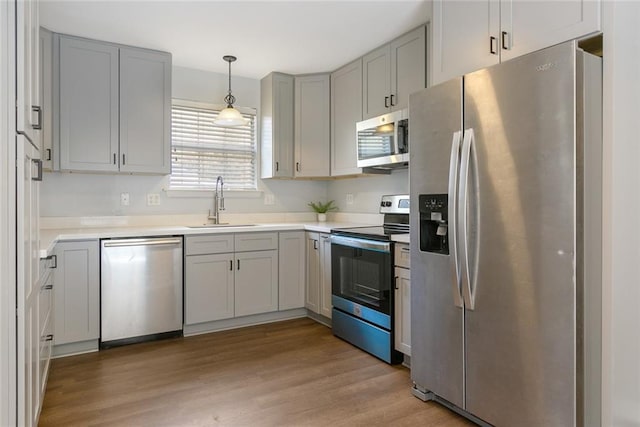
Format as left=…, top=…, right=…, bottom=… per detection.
left=214, top=55, right=249, bottom=127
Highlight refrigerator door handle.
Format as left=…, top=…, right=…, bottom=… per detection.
left=459, top=129, right=476, bottom=310
left=448, top=130, right=464, bottom=308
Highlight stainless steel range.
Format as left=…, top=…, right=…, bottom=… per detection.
left=330, top=194, right=409, bottom=364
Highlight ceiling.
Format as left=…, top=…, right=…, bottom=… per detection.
left=40, top=0, right=430, bottom=80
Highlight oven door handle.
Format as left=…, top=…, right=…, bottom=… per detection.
left=330, top=235, right=391, bottom=253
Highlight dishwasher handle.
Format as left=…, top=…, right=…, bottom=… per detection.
left=103, top=238, right=182, bottom=248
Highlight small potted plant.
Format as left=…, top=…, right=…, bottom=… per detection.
left=308, top=200, right=337, bottom=222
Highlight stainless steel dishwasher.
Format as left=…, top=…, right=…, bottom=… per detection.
left=100, top=236, right=183, bottom=348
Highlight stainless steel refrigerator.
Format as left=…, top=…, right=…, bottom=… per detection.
left=409, top=41, right=602, bottom=426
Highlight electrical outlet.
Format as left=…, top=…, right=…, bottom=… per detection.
left=264, top=194, right=275, bottom=205
left=146, top=193, right=161, bottom=206
left=346, top=193, right=354, bottom=205
left=120, top=192, right=130, bottom=206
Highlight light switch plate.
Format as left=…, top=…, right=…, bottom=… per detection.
left=346, top=194, right=354, bottom=205
left=120, top=193, right=130, bottom=206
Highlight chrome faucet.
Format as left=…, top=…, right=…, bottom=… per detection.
left=208, top=176, right=225, bottom=224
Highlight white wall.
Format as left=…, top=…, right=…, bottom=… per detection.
left=327, top=169, right=409, bottom=213
left=40, top=65, right=327, bottom=217
left=602, top=2, right=640, bottom=426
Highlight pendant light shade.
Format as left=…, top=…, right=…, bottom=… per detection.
left=214, top=55, right=249, bottom=127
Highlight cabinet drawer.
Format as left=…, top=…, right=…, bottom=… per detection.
left=235, top=232, right=278, bottom=252
left=395, top=243, right=410, bottom=269
left=186, top=234, right=234, bottom=255
left=39, top=283, right=53, bottom=334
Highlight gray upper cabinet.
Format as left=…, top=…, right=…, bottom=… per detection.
left=59, top=36, right=119, bottom=172
left=119, top=47, right=171, bottom=174
left=55, top=33, right=171, bottom=174
left=261, top=72, right=294, bottom=179
left=431, top=0, right=600, bottom=84
left=294, top=74, right=330, bottom=178
left=362, top=26, right=426, bottom=119
left=331, top=59, right=363, bottom=176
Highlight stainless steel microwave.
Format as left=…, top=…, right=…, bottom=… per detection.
left=356, top=109, right=409, bottom=169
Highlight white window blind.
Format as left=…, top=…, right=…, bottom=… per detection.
left=170, top=101, right=257, bottom=191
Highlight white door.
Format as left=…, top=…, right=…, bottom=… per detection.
left=278, top=232, right=306, bottom=310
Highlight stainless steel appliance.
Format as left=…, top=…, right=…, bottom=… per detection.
left=101, top=236, right=183, bottom=348
left=331, top=194, right=409, bottom=364
left=409, top=41, right=602, bottom=426
left=356, top=109, right=408, bottom=170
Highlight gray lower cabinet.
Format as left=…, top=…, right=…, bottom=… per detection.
left=185, top=253, right=235, bottom=324
left=184, top=233, right=279, bottom=324
left=305, top=232, right=332, bottom=319
left=53, top=240, right=100, bottom=345
left=278, top=231, right=306, bottom=310
left=394, top=243, right=411, bottom=356
left=56, top=33, right=171, bottom=174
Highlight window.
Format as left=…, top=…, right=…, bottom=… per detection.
left=170, top=100, right=257, bottom=191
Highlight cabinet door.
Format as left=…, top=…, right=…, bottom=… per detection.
left=185, top=254, right=235, bottom=324
left=278, top=232, right=306, bottom=310
left=390, top=26, right=426, bottom=111
left=432, top=0, right=500, bottom=85
left=394, top=267, right=411, bottom=356
left=500, top=0, right=601, bottom=62
left=39, top=28, right=54, bottom=171
left=319, top=234, right=332, bottom=319
left=294, top=74, right=330, bottom=177
left=16, top=0, right=41, bottom=145
left=59, top=36, right=119, bottom=172
left=234, top=250, right=278, bottom=317
left=305, top=233, right=320, bottom=313
left=119, top=47, right=171, bottom=174
left=362, top=44, right=391, bottom=119
left=53, top=240, right=100, bottom=344
left=260, top=73, right=294, bottom=179
left=330, top=59, right=363, bottom=176
left=17, top=137, right=40, bottom=427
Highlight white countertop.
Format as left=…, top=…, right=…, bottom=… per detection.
left=391, top=234, right=410, bottom=244
left=39, top=221, right=374, bottom=258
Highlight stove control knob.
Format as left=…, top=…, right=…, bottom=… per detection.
left=380, top=202, right=385, bottom=207
left=385, top=201, right=392, bottom=207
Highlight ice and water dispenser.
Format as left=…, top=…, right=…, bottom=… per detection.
left=419, top=194, right=449, bottom=254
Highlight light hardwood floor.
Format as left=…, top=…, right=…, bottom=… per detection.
left=40, top=318, right=473, bottom=426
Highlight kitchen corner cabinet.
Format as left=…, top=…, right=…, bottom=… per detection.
left=362, top=26, right=426, bottom=119
left=394, top=243, right=411, bottom=356
left=330, top=59, right=363, bottom=176
left=56, top=34, right=171, bottom=174
left=261, top=72, right=294, bottom=179
left=52, top=240, right=100, bottom=345
left=305, top=232, right=332, bottom=319
left=431, top=0, right=601, bottom=85
left=185, top=233, right=279, bottom=325
left=294, top=74, right=330, bottom=177
left=278, top=232, right=306, bottom=310
left=17, top=0, right=41, bottom=147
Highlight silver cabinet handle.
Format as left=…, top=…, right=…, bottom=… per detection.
left=31, top=159, right=43, bottom=181
left=103, top=238, right=182, bottom=247
left=448, top=131, right=463, bottom=308
left=459, top=129, right=476, bottom=310
left=31, top=106, right=42, bottom=130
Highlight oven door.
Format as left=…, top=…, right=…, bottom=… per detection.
left=330, top=235, right=392, bottom=316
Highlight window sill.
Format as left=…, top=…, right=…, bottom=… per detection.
left=164, top=189, right=263, bottom=199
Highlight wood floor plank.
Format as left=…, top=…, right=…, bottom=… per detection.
left=40, top=318, right=473, bottom=426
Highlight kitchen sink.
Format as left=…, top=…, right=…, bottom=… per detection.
left=186, top=224, right=257, bottom=228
